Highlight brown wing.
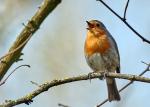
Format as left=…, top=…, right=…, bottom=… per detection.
left=105, top=29, right=120, bottom=73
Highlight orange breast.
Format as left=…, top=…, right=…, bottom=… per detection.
left=84, top=33, right=111, bottom=57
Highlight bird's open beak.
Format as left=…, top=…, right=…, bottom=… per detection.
left=86, top=21, right=93, bottom=30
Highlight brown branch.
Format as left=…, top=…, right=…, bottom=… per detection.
left=97, top=0, right=150, bottom=44
left=1, top=72, right=150, bottom=107
left=0, top=0, right=61, bottom=81
left=97, top=62, right=150, bottom=107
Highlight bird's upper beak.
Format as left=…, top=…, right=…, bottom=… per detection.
left=86, top=21, right=94, bottom=30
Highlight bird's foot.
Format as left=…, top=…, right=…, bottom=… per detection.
left=102, top=71, right=108, bottom=79
left=24, top=99, right=33, bottom=105
left=98, top=71, right=108, bottom=80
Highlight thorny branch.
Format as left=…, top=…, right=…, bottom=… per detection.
left=1, top=71, right=150, bottom=107
left=97, top=0, right=150, bottom=44
left=96, top=62, right=150, bottom=107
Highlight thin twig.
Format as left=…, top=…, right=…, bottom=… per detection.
left=30, top=81, right=40, bottom=87
left=96, top=62, right=150, bottom=107
left=1, top=72, right=150, bottom=107
left=141, top=61, right=149, bottom=66
left=0, top=64, right=30, bottom=86
left=58, top=103, right=70, bottom=107
left=123, top=0, right=130, bottom=20
left=97, top=0, right=150, bottom=44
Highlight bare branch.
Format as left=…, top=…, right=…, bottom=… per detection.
left=0, top=64, right=30, bottom=86
left=97, top=0, right=122, bottom=20
left=97, top=0, right=150, bottom=44
left=0, top=0, right=61, bottom=81
left=123, top=0, right=130, bottom=20
left=1, top=72, right=150, bottom=107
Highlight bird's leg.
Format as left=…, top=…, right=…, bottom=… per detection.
left=88, top=72, right=94, bottom=83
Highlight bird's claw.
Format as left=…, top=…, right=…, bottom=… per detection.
left=102, top=72, right=108, bottom=79
left=24, top=99, right=33, bottom=105
left=98, top=72, right=108, bottom=80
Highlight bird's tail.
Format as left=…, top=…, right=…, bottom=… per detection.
left=106, top=78, right=120, bottom=102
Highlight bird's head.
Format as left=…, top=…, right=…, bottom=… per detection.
left=86, top=20, right=106, bottom=36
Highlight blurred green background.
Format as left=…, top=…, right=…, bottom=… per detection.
left=0, top=0, right=150, bottom=107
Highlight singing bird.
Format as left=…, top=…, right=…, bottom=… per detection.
left=84, top=20, right=120, bottom=101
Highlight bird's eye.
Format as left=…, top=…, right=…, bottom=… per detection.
left=96, top=23, right=100, bottom=27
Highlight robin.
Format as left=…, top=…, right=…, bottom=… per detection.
left=84, top=20, right=120, bottom=102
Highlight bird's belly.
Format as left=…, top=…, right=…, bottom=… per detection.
left=86, top=53, right=105, bottom=72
